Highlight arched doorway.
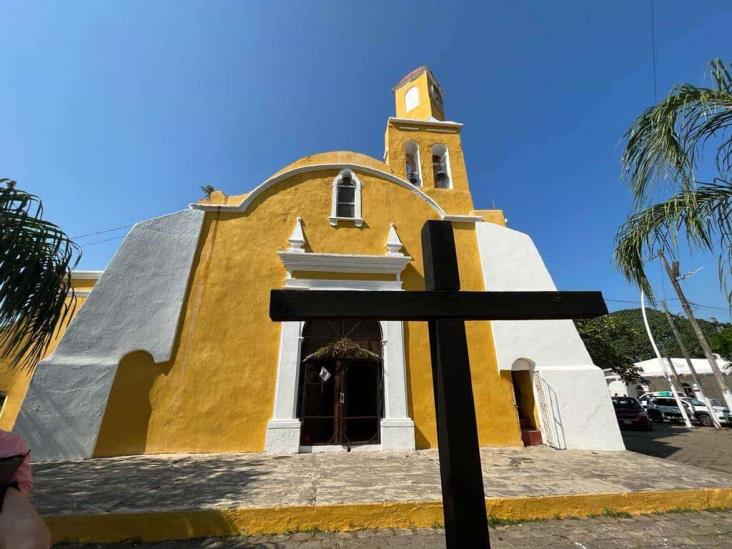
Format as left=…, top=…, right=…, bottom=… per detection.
left=297, top=320, right=383, bottom=448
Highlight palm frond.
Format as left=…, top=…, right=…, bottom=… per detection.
left=304, top=337, right=380, bottom=364
left=622, top=59, right=732, bottom=203
left=0, top=179, right=81, bottom=369
left=200, top=184, right=216, bottom=199
left=614, top=179, right=732, bottom=301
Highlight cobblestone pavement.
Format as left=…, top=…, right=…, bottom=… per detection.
left=32, top=447, right=732, bottom=515
left=622, top=423, right=732, bottom=475
left=54, top=510, right=732, bottom=548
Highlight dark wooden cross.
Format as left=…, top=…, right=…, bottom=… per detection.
left=270, top=220, right=607, bottom=548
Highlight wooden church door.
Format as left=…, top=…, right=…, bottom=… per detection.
left=297, top=320, right=383, bottom=447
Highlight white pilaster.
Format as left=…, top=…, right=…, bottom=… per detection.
left=380, top=320, right=415, bottom=450
left=265, top=321, right=304, bottom=454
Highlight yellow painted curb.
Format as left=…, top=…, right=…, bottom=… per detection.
left=46, top=488, right=732, bottom=544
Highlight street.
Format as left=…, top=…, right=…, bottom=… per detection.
left=621, top=422, right=732, bottom=475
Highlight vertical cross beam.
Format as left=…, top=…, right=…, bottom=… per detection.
left=422, top=220, right=490, bottom=548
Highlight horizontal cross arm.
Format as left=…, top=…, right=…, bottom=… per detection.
left=270, top=290, right=608, bottom=322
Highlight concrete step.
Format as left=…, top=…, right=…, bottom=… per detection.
left=521, top=429, right=543, bottom=446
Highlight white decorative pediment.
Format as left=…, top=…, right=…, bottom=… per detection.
left=278, top=251, right=411, bottom=276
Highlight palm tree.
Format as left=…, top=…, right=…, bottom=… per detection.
left=200, top=184, right=216, bottom=199
left=615, top=59, right=732, bottom=300
left=0, top=179, right=80, bottom=369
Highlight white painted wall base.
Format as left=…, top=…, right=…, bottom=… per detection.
left=14, top=362, right=118, bottom=462
left=15, top=209, right=205, bottom=462
left=380, top=417, right=416, bottom=450
left=535, top=365, right=624, bottom=450
left=264, top=419, right=302, bottom=454
left=475, top=221, right=625, bottom=452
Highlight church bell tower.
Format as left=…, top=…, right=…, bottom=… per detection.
left=385, top=66, right=477, bottom=216
left=393, top=66, right=446, bottom=121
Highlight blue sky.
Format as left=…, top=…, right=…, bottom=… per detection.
left=2, top=1, right=732, bottom=321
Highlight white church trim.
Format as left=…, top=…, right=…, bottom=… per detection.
left=190, top=162, right=448, bottom=219
left=278, top=252, right=412, bottom=278
left=71, top=270, right=104, bottom=280
left=264, top=278, right=415, bottom=454
left=329, top=169, right=363, bottom=227
left=442, top=215, right=484, bottom=223
left=284, top=279, right=403, bottom=291
left=388, top=116, right=463, bottom=130
left=278, top=220, right=412, bottom=278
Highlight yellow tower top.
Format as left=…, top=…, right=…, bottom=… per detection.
left=393, top=66, right=446, bottom=121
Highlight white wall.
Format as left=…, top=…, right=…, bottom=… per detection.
left=607, top=379, right=629, bottom=397
left=15, top=209, right=205, bottom=461
left=475, top=222, right=624, bottom=451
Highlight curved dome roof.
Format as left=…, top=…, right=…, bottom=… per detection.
left=270, top=151, right=393, bottom=179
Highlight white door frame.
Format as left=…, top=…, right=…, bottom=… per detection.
left=264, top=279, right=415, bottom=453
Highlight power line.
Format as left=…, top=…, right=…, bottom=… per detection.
left=650, top=0, right=658, bottom=101
left=605, top=297, right=681, bottom=305
left=605, top=297, right=730, bottom=319
left=688, top=302, right=730, bottom=313
left=72, top=224, right=133, bottom=239
left=81, top=235, right=126, bottom=247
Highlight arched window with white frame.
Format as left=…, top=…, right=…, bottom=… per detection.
left=404, top=142, right=422, bottom=186
left=329, top=170, right=363, bottom=227
left=431, top=144, right=451, bottom=189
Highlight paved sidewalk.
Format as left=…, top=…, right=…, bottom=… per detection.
left=55, top=510, right=732, bottom=548
left=32, top=447, right=732, bottom=515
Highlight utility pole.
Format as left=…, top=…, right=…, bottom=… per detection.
left=657, top=340, right=687, bottom=394
left=641, top=291, right=693, bottom=429
left=661, top=301, right=721, bottom=429
left=659, top=250, right=732, bottom=410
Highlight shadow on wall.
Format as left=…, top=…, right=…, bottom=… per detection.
left=93, top=351, right=171, bottom=457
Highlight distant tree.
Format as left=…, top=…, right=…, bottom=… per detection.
left=576, top=316, right=644, bottom=383
left=200, top=184, right=216, bottom=199
left=710, top=326, right=732, bottom=360
left=576, top=308, right=728, bottom=383
left=615, top=59, right=732, bottom=301
left=0, top=178, right=80, bottom=369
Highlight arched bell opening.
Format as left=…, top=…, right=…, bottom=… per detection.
left=296, top=319, right=384, bottom=448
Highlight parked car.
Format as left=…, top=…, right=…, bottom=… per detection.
left=680, top=397, right=732, bottom=427
left=638, top=391, right=675, bottom=407
left=611, top=396, right=652, bottom=430
left=644, top=396, right=695, bottom=424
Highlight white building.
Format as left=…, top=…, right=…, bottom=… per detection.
left=605, top=356, right=732, bottom=402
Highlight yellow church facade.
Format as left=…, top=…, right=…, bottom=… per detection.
left=11, top=67, right=624, bottom=460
